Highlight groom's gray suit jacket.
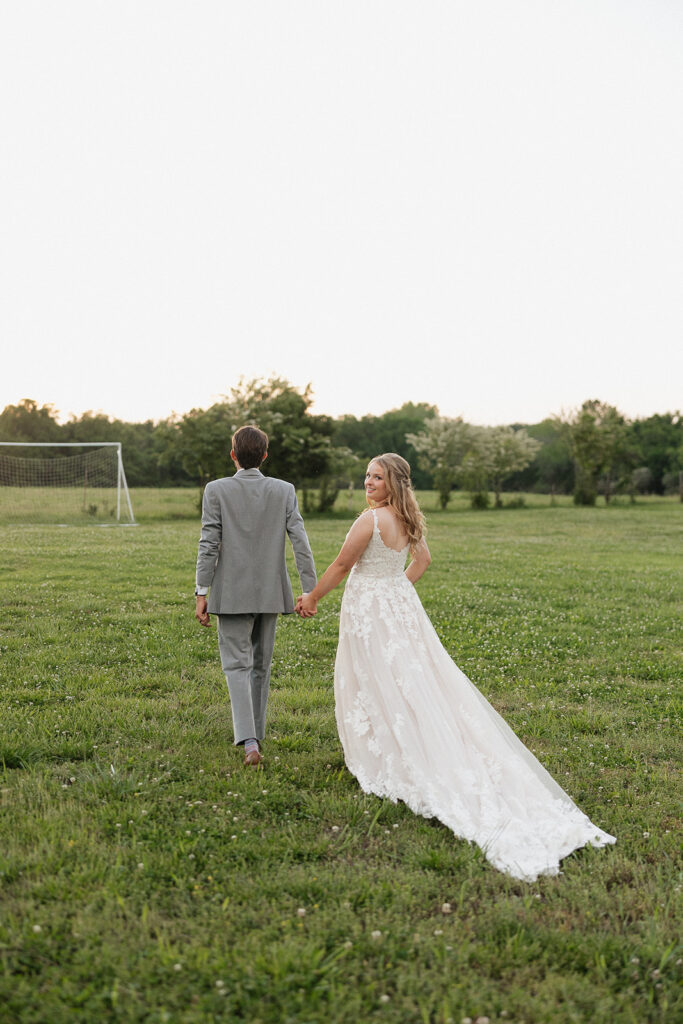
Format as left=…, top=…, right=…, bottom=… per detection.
left=196, top=468, right=317, bottom=614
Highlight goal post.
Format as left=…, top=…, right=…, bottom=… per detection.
left=0, top=442, right=136, bottom=525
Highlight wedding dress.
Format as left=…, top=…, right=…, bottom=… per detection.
left=334, top=510, right=616, bottom=882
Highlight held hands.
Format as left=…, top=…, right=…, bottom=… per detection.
left=295, top=593, right=318, bottom=618
left=195, top=595, right=211, bottom=627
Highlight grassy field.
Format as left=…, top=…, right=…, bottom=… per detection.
left=0, top=497, right=681, bottom=1023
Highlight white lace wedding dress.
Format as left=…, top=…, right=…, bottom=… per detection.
left=334, top=510, right=616, bottom=882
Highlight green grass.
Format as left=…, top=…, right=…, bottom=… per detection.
left=0, top=497, right=681, bottom=1023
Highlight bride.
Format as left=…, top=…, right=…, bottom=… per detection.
left=297, top=453, right=615, bottom=882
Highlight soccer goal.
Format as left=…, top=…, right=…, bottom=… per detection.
left=0, top=443, right=136, bottom=525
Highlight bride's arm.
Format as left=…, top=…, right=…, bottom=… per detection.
left=298, top=512, right=374, bottom=615
left=405, top=538, right=431, bottom=585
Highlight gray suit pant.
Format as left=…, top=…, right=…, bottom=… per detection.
left=216, top=613, right=278, bottom=745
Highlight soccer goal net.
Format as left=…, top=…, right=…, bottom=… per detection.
left=0, top=443, right=136, bottom=525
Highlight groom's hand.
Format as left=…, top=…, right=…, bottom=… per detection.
left=195, top=595, right=211, bottom=627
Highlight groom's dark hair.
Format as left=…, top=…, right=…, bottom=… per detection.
left=232, top=425, right=268, bottom=469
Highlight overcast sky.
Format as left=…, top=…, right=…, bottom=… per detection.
left=1, top=1, right=681, bottom=427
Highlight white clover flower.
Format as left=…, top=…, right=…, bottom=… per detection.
left=331, top=826, right=340, bottom=832
left=434, top=929, right=443, bottom=936
left=32, top=925, right=42, bottom=934
left=297, top=908, right=306, bottom=917
left=215, top=980, right=225, bottom=989
left=173, top=963, right=182, bottom=971
left=379, top=994, right=390, bottom=1004
left=441, top=902, right=452, bottom=914
left=137, top=863, right=144, bottom=869
left=371, top=930, right=382, bottom=940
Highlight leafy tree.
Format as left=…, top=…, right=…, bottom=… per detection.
left=662, top=466, right=683, bottom=500
left=631, top=467, right=653, bottom=495
left=627, top=412, right=683, bottom=494
left=0, top=399, right=62, bottom=447
left=505, top=419, right=574, bottom=496
left=166, top=378, right=344, bottom=501
left=302, top=445, right=361, bottom=514
left=561, top=400, right=632, bottom=505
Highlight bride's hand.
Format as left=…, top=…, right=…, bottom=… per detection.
left=299, top=592, right=318, bottom=617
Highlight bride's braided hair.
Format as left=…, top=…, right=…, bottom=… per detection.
left=368, top=453, right=425, bottom=554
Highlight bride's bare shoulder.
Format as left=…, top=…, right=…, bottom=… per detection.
left=375, top=506, right=409, bottom=544
left=375, top=506, right=401, bottom=528
left=346, top=508, right=374, bottom=536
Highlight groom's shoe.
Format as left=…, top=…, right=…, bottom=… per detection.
left=244, top=749, right=262, bottom=767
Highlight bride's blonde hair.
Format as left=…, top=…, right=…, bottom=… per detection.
left=367, top=453, right=425, bottom=553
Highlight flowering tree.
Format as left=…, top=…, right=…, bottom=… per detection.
left=485, top=426, right=541, bottom=507
left=407, top=417, right=476, bottom=508
left=408, top=419, right=540, bottom=509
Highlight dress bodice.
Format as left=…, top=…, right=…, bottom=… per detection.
left=351, top=510, right=409, bottom=580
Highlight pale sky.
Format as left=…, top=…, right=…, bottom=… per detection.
left=1, top=1, right=681, bottom=427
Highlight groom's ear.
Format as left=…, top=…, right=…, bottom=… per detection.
left=261, top=452, right=268, bottom=463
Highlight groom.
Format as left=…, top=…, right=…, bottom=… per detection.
left=195, top=425, right=317, bottom=766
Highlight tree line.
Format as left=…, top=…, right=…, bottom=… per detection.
left=1, top=381, right=681, bottom=508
